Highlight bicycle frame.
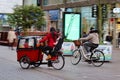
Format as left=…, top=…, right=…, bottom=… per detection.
left=78, top=45, right=90, bottom=60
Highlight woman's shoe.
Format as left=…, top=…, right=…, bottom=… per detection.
left=46, top=55, right=51, bottom=60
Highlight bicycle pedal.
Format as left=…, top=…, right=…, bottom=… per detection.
left=85, top=60, right=91, bottom=64
left=87, top=61, right=91, bottom=64
left=85, top=59, right=91, bottom=62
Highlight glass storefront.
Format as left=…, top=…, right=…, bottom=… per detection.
left=114, top=4, right=120, bottom=39
left=102, top=3, right=120, bottom=46
left=71, top=3, right=120, bottom=46
left=66, top=6, right=97, bottom=35
left=81, top=7, right=97, bottom=33
left=44, top=10, right=60, bottom=31
left=0, top=14, right=9, bottom=27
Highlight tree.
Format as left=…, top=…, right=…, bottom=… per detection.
left=7, top=5, right=45, bottom=31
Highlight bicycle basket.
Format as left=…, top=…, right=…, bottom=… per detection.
left=73, top=40, right=81, bottom=46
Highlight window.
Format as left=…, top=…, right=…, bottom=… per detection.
left=36, top=36, right=42, bottom=47
left=67, top=0, right=88, bottom=3
left=81, top=7, right=97, bottom=33
left=43, top=0, right=63, bottom=6
left=48, top=10, right=60, bottom=21
left=43, top=0, right=48, bottom=5
left=18, top=38, right=34, bottom=48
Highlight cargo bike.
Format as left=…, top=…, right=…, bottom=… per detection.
left=17, top=36, right=65, bottom=70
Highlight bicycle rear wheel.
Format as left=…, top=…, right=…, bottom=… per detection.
left=71, top=49, right=81, bottom=65
left=52, top=52, right=65, bottom=70
left=91, top=50, right=105, bottom=67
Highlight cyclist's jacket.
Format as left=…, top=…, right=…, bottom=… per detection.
left=80, top=33, right=99, bottom=44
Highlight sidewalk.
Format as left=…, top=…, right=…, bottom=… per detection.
left=112, top=48, right=120, bottom=62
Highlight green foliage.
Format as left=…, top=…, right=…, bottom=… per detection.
left=7, top=5, right=45, bottom=30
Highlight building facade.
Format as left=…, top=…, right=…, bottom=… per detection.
left=41, top=0, right=120, bottom=47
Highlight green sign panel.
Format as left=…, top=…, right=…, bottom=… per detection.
left=63, top=12, right=81, bottom=40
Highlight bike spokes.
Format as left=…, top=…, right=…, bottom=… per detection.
left=71, top=50, right=81, bottom=65
left=52, top=54, right=65, bottom=70
left=91, top=50, right=105, bottom=67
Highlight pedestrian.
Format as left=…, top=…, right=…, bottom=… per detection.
left=104, top=32, right=113, bottom=45
left=7, top=27, right=17, bottom=50
left=82, top=32, right=87, bottom=37
left=15, top=27, right=22, bottom=39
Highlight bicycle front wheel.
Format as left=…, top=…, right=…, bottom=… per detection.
left=52, top=52, right=65, bottom=70
left=19, top=56, right=30, bottom=69
left=91, top=50, right=105, bottom=67
left=71, top=49, right=81, bottom=65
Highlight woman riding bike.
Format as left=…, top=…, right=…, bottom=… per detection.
left=39, top=27, right=59, bottom=61
left=79, top=27, right=99, bottom=55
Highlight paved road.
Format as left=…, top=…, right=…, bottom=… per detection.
left=0, top=45, right=120, bottom=80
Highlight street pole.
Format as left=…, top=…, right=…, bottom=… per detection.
left=98, top=0, right=102, bottom=43
left=113, top=18, right=116, bottom=48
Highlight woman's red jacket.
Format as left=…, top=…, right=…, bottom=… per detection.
left=39, top=32, right=57, bottom=48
